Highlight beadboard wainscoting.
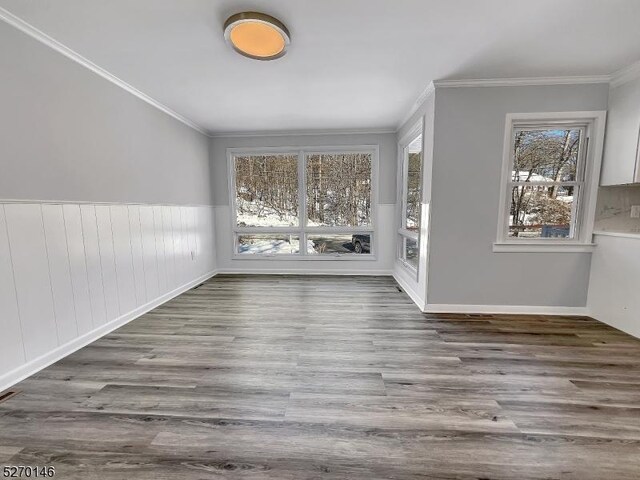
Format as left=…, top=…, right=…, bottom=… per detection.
left=0, top=202, right=216, bottom=390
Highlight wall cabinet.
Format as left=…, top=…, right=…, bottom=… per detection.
left=600, top=79, right=640, bottom=186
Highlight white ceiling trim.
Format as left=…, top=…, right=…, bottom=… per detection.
left=209, top=128, right=396, bottom=138
left=397, top=82, right=435, bottom=132
left=610, top=59, right=640, bottom=88
left=0, top=6, right=209, bottom=136
left=398, top=75, right=613, bottom=131
left=432, top=75, right=611, bottom=88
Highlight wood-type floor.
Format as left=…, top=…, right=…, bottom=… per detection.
left=1, top=275, right=640, bottom=479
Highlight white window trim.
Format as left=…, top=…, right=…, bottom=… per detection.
left=494, top=111, right=606, bottom=253
left=227, top=145, right=379, bottom=260
left=397, top=119, right=424, bottom=274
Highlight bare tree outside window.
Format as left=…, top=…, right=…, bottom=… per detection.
left=306, top=153, right=372, bottom=227
left=232, top=150, right=374, bottom=256
left=235, top=154, right=299, bottom=227
left=509, top=128, right=583, bottom=239
left=405, top=138, right=423, bottom=232
left=398, top=131, right=423, bottom=273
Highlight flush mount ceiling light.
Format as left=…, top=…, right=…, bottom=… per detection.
left=224, top=12, right=290, bottom=61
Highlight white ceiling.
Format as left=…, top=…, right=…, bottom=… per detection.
left=2, top=0, right=640, bottom=134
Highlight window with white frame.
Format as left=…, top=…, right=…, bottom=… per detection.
left=231, top=147, right=376, bottom=258
left=496, top=112, right=605, bottom=250
left=398, top=131, right=423, bottom=272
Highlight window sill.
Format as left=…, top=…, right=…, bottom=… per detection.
left=232, top=254, right=378, bottom=261
left=492, top=242, right=596, bottom=253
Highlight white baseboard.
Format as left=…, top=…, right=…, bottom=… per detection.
left=588, top=313, right=640, bottom=339
left=217, top=268, right=393, bottom=276
left=0, top=270, right=218, bottom=392
left=424, top=303, right=589, bottom=316
left=392, top=269, right=425, bottom=311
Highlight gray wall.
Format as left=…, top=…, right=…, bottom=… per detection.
left=0, top=22, right=211, bottom=205
left=210, top=132, right=397, bottom=206
left=428, top=83, right=609, bottom=307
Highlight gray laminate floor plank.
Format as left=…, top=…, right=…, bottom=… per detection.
left=1, top=274, right=640, bottom=478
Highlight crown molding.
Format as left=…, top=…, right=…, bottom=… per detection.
left=0, top=7, right=209, bottom=136
left=396, top=81, right=435, bottom=132
left=412, top=81, right=436, bottom=108
left=610, top=59, right=640, bottom=88
left=209, top=127, right=396, bottom=138
left=396, top=75, right=612, bottom=132
left=433, top=75, right=611, bottom=88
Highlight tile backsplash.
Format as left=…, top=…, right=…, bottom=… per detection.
left=594, top=185, right=640, bottom=234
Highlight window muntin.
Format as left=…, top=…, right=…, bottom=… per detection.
left=505, top=126, right=586, bottom=241
left=231, top=148, right=375, bottom=258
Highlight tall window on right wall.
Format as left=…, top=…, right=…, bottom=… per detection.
left=398, top=132, right=423, bottom=272
left=495, top=112, right=607, bottom=252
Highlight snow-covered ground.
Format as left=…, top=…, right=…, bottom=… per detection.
left=236, top=198, right=365, bottom=254
left=511, top=170, right=557, bottom=182
left=237, top=235, right=359, bottom=255
left=236, top=198, right=325, bottom=227
left=236, top=202, right=299, bottom=227
left=306, top=235, right=356, bottom=255
left=238, top=236, right=304, bottom=255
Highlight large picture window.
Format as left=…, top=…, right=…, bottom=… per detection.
left=231, top=147, right=376, bottom=258
left=495, top=112, right=607, bottom=252
left=397, top=127, right=423, bottom=273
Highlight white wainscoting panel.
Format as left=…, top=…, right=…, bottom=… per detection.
left=110, top=205, right=137, bottom=313
left=0, top=202, right=216, bottom=391
left=161, top=207, right=176, bottom=290
left=4, top=204, right=59, bottom=359
left=152, top=205, right=168, bottom=295
left=63, top=204, right=94, bottom=335
left=197, top=207, right=216, bottom=276
left=0, top=206, right=25, bottom=372
left=80, top=205, right=108, bottom=328
left=183, top=207, right=195, bottom=275
left=42, top=204, right=78, bottom=344
left=128, top=205, right=147, bottom=307
left=139, top=206, right=160, bottom=301
left=171, top=206, right=185, bottom=286
left=95, top=205, right=121, bottom=321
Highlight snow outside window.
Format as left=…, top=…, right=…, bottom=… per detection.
left=494, top=111, right=607, bottom=253
left=230, top=147, right=377, bottom=259
left=398, top=131, right=423, bottom=275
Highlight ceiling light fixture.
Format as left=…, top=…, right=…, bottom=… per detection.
left=224, top=12, right=290, bottom=61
